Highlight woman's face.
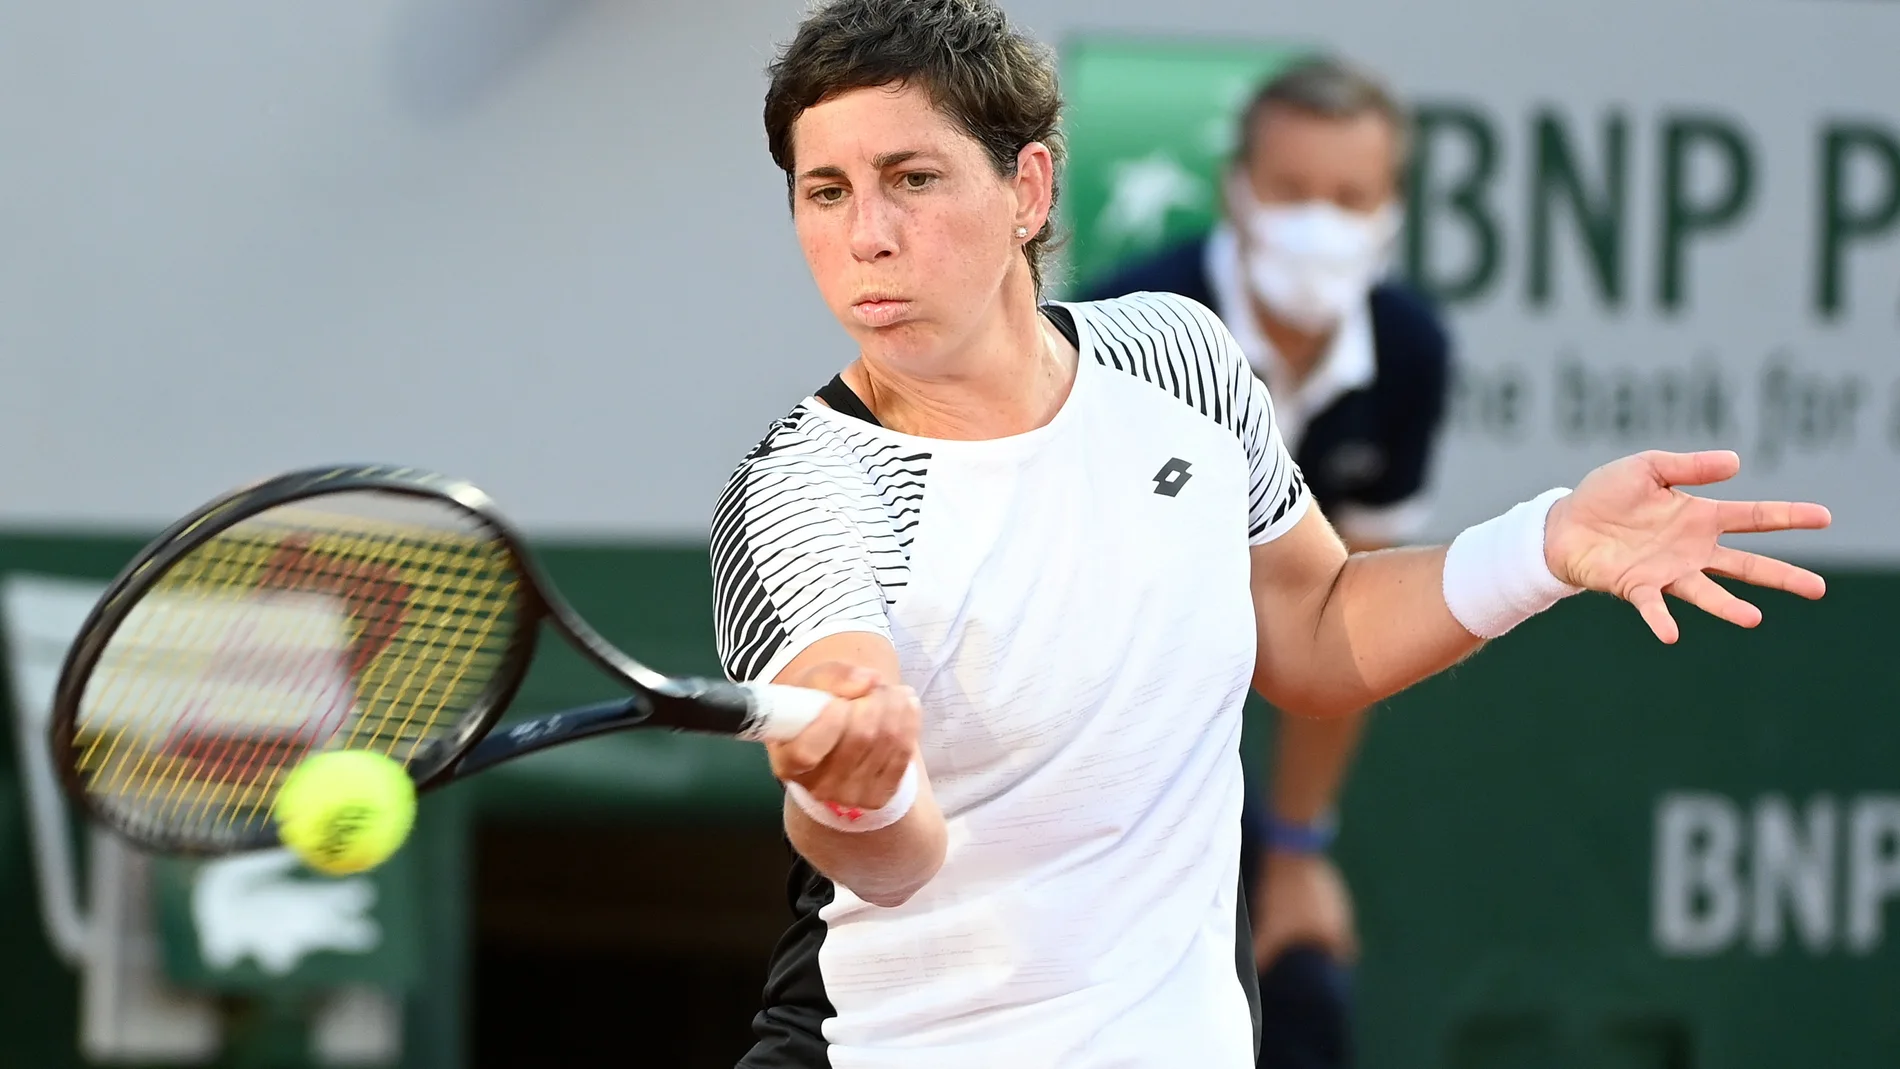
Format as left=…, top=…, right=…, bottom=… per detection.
left=788, top=82, right=1048, bottom=371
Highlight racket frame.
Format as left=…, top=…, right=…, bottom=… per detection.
left=47, top=465, right=544, bottom=855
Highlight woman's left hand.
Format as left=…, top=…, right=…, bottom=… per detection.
left=1545, top=449, right=1831, bottom=643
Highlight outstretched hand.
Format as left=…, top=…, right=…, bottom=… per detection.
left=1543, top=450, right=1831, bottom=643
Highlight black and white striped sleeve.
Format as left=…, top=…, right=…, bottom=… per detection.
left=1205, top=302, right=1311, bottom=544
left=1081, top=292, right=1309, bottom=544
left=710, top=442, right=894, bottom=684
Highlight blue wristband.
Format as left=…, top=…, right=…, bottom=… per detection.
left=1264, top=813, right=1338, bottom=855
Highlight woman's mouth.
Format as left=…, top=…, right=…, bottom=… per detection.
left=851, top=296, right=912, bottom=327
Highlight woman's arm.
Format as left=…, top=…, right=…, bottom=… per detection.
left=1251, top=450, right=1829, bottom=719
left=1250, top=509, right=1473, bottom=718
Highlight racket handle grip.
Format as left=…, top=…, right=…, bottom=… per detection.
left=735, top=682, right=833, bottom=742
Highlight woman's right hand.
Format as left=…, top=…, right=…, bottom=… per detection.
left=766, top=661, right=922, bottom=812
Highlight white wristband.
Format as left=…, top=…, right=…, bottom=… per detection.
left=1442, top=487, right=1584, bottom=639
left=786, top=763, right=920, bottom=833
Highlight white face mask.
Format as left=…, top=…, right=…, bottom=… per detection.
left=1231, top=183, right=1401, bottom=333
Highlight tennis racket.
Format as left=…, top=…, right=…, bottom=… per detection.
left=46, top=464, right=830, bottom=857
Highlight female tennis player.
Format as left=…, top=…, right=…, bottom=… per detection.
left=710, top=3, right=1829, bottom=1066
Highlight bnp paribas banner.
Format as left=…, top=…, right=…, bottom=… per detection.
left=1058, top=31, right=1900, bottom=564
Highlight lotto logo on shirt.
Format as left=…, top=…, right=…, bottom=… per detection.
left=1153, top=458, right=1194, bottom=497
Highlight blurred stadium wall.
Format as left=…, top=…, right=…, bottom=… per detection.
left=1, top=1, right=1895, bottom=1066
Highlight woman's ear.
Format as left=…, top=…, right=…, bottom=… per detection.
left=1012, top=141, right=1057, bottom=235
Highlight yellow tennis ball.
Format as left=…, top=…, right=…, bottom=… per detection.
left=274, top=750, right=417, bottom=876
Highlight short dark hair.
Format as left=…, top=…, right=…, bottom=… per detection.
left=1235, top=56, right=1410, bottom=178
left=763, top=0, right=1065, bottom=290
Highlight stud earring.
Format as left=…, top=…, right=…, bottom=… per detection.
left=1015, top=226, right=1030, bottom=238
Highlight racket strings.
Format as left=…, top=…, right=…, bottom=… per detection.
left=73, top=496, right=522, bottom=850
left=353, top=534, right=511, bottom=766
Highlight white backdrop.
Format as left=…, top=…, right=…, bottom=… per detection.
left=3, top=0, right=1896, bottom=561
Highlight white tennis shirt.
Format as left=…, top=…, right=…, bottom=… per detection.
left=713, top=292, right=1309, bottom=1069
